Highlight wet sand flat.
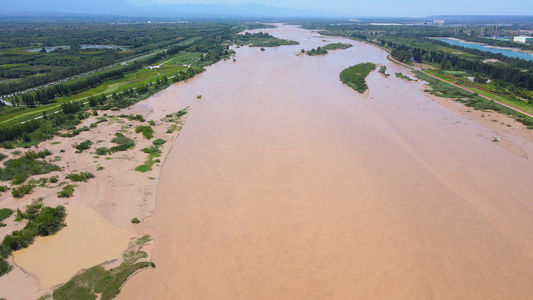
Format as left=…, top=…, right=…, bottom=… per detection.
left=120, top=25, right=533, bottom=299
left=13, top=205, right=134, bottom=289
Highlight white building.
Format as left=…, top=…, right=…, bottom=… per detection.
left=514, top=36, right=533, bottom=44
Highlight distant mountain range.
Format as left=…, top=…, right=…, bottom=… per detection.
left=2, top=0, right=322, bottom=18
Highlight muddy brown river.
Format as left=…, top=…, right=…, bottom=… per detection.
left=120, top=25, right=533, bottom=299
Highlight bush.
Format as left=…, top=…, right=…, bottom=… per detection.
left=0, top=204, right=66, bottom=276
left=141, top=146, right=161, bottom=156
left=0, top=258, right=12, bottom=276
left=0, top=186, right=9, bottom=193
left=57, top=185, right=75, bottom=198
left=135, top=126, right=154, bottom=139
left=33, top=206, right=66, bottom=236
left=131, top=218, right=140, bottom=224
left=0, top=153, right=6, bottom=161
left=49, top=175, right=59, bottom=183
left=0, top=150, right=60, bottom=183
left=96, top=147, right=110, bottom=155
left=73, top=140, right=93, bottom=153
left=66, top=172, right=95, bottom=182
left=152, top=139, right=166, bottom=146
left=11, top=173, right=29, bottom=185
left=110, top=133, right=135, bottom=152
left=11, top=184, right=35, bottom=198
left=0, top=208, right=13, bottom=226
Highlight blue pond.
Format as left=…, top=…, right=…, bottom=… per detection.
left=436, top=38, right=533, bottom=61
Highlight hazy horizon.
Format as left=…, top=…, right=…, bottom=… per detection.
left=2, top=0, right=532, bottom=18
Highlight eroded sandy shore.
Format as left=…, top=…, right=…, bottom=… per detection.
left=0, top=105, right=188, bottom=299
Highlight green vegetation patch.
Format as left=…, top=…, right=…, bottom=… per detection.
left=234, top=31, right=299, bottom=48
left=305, top=43, right=352, bottom=56
left=57, top=185, right=75, bottom=198
left=323, top=43, right=353, bottom=50
left=141, top=146, right=161, bottom=156
left=11, top=184, right=35, bottom=198
left=52, top=235, right=154, bottom=300
left=339, top=62, right=377, bottom=94
left=0, top=208, right=13, bottom=227
left=0, top=203, right=66, bottom=276
left=95, top=132, right=136, bottom=156
left=66, top=172, right=95, bottom=182
left=0, top=150, right=59, bottom=184
left=152, top=139, right=166, bottom=146
left=416, top=71, right=533, bottom=128
left=135, top=125, right=154, bottom=139
left=73, top=140, right=93, bottom=153
left=395, top=72, right=414, bottom=81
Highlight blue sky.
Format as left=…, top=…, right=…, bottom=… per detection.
left=127, top=0, right=533, bottom=17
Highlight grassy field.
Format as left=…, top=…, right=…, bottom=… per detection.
left=416, top=71, right=533, bottom=127
left=0, top=52, right=199, bottom=126
left=425, top=70, right=533, bottom=115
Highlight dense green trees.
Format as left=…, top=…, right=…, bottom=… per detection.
left=389, top=43, right=533, bottom=92
left=339, top=63, right=377, bottom=94
left=0, top=21, right=237, bottom=95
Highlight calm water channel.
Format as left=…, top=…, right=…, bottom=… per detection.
left=436, top=38, right=533, bottom=61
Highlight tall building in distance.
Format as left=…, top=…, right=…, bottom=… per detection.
left=480, top=27, right=487, bottom=37
left=492, top=25, right=501, bottom=38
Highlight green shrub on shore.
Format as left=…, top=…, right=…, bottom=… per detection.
left=96, top=147, right=110, bottom=155
left=135, top=126, right=154, bottom=139
left=0, top=208, right=13, bottom=227
left=95, top=133, right=135, bottom=155
left=52, top=236, right=153, bottom=300
left=73, top=140, right=93, bottom=153
left=110, top=133, right=135, bottom=151
left=57, top=185, right=75, bottom=198
left=395, top=72, right=413, bottom=81
left=0, top=150, right=59, bottom=184
left=11, top=184, right=35, bottom=198
left=152, top=139, right=166, bottom=146
left=141, top=146, right=161, bottom=156
left=66, top=172, right=94, bottom=182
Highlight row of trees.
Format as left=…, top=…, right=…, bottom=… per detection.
left=389, top=44, right=533, bottom=92
left=0, top=22, right=236, bottom=96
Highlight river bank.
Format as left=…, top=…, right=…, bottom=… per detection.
left=0, top=104, right=189, bottom=299
left=118, top=24, right=533, bottom=299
